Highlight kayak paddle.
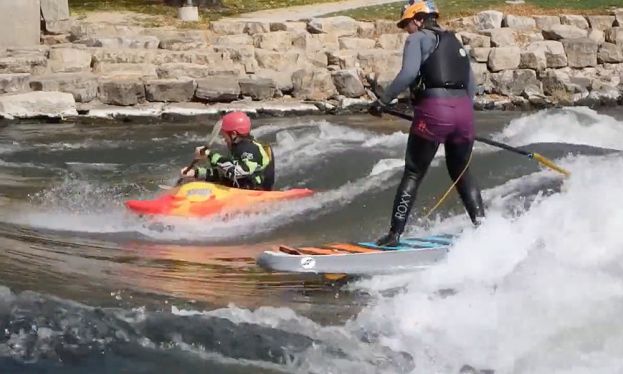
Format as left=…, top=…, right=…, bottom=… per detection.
left=159, top=119, right=223, bottom=190
left=362, top=86, right=570, bottom=177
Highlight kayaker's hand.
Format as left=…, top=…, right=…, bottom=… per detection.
left=368, top=100, right=385, bottom=118
left=194, top=146, right=209, bottom=160
left=180, top=167, right=196, bottom=178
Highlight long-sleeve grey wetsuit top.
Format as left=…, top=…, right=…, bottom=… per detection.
left=380, top=28, right=476, bottom=105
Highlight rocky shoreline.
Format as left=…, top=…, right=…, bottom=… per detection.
left=0, top=9, right=622, bottom=122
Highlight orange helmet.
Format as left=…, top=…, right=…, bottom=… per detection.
left=397, top=0, right=439, bottom=28
left=221, top=111, right=251, bottom=136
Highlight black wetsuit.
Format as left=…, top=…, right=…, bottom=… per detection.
left=378, top=27, right=485, bottom=245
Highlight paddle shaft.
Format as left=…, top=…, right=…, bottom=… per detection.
left=380, top=107, right=532, bottom=157
left=171, top=119, right=226, bottom=186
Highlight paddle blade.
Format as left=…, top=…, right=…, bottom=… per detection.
left=208, top=119, right=223, bottom=146
left=532, top=153, right=570, bottom=176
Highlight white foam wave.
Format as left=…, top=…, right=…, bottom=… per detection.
left=350, top=154, right=623, bottom=373
left=497, top=107, right=623, bottom=150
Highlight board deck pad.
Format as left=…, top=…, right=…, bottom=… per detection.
left=277, top=234, right=455, bottom=256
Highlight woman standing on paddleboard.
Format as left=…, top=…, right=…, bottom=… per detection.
left=370, top=0, right=485, bottom=247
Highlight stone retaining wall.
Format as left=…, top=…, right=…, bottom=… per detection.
left=1, top=10, right=622, bottom=119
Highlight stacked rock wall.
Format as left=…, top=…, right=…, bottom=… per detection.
left=0, top=10, right=622, bottom=119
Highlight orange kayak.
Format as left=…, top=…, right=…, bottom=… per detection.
left=125, top=181, right=314, bottom=218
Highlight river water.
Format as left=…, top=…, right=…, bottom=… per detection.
left=0, top=107, right=622, bottom=373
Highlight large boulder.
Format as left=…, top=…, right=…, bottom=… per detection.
left=357, top=22, right=376, bottom=39
left=0, top=73, right=30, bottom=94
left=191, top=50, right=238, bottom=67
left=520, top=49, right=547, bottom=71
left=588, top=29, right=606, bottom=45
left=29, top=73, right=98, bottom=102
left=533, top=16, right=560, bottom=31
left=210, top=20, right=246, bottom=35
left=243, top=21, right=271, bottom=35
left=253, top=31, right=293, bottom=51
left=490, top=69, right=542, bottom=96
left=91, top=48, right=155, bottom=65
left=48, top=46, right=92, bottom=73
left=326, top=50, right=358, bottom=69
left=504, top=15, right=536, bottom=30
left=526, top=41, right=568, bottom=68
left=212, top=46, right=257, bottom=74
left=374, top=20, right=404, bottom=36
left=254, top=68, right=295, bottom=93
left=307, top=17, right=358, bottom=37
left=543, top=24, right=588, bottom=40
left=268, top=21, right=295, bottom=32
left=292, top=33, right=339, bottom=52
left=471, top=62, right=491, bottom=89
left=445, top=17, right=478, bottom=33
left=159, top=38, right=207, bottom=51
left=156, top=63, right=210, bottom=79
left=542, top=68, right=571, bottom=95
left=376, top=33, right=408, bottom=49
left=541, top=68, right=589, bottom=102
left=606, top=28, right=623, bottom=46
left=0, top=91, right=77, bottom=118
left=481, top=28, right=518, bottom=47
left=470, top=47, right=491, bottom=63
left=357, top=50, right=402, bottom=74
left=292, top=68, right=338, bottom=100
left=459, top=32, right=491, bottom=48
left=195, top=77, right=240, bottom=102
left=0, top=55, right=47, bottom=75
left=560, top=15, right=589, bottom=30
left=255, top=50, right=303, bottom=71
left=45, top=19, right=73, bottom=35
left=587, top=16, right=616, bottom=30
left=474, top=11, right=504, bottom=30
left=339, top=37, right=376, bottom=50
left=214, top=34, right=254, bottom=46
left=95, top=63, right=158, bottom=79
left=144, top=79, right=195, bottom=102
left=83, top=36, right=160, bottom=49
left=487, top=47, right=521, bottom=72
left=238, top=78, right=277, bottom=100
left=597, top=43, right=623, bottom=63
left=69, top=23, right=144, bottom=41
left=331, top=69, right=365, bottom=98
left=304, top=51, right=329, bottom=68
left=98, top=79, right=146, bottom=106
left=562, top=38, right=599, bottom=67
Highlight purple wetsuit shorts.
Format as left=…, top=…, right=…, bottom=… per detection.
left=410, top=96, right=475, bottom=144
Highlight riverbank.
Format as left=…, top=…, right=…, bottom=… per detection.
left=1, top=9, right=622, bottom=122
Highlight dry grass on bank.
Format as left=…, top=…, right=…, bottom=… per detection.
left=327, top=0, right=620, bottom=21
left=68, top=0, right=621, bottom=28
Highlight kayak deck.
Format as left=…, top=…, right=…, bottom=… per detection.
left=257, top=235, right=453, bottom=275
left=125, top=181, right=313, bottom=217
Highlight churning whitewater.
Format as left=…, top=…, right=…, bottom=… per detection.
left=0, top=107, right=621, bottom=373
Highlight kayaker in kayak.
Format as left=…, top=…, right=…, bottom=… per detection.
left=180, top=111, right=275, bottom=191
left=370, top=0, right=485, bottom=247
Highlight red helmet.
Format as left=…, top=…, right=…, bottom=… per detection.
left=221, top=111, right=251, bottom=136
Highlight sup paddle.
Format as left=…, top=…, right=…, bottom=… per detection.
left=159, top=119, right=223, bottom=190
left=363, top=86, right=570, bottom=177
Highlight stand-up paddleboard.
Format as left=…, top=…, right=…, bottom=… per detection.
left=256, top=234, right=453, bottom=275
